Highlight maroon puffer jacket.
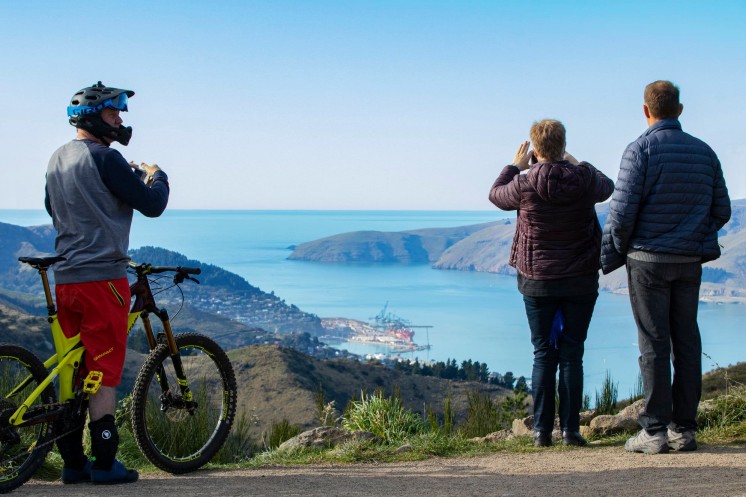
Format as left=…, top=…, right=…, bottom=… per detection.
left=488, top=161, right=614, bottom=280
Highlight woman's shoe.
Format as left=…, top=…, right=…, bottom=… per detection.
left=534, top=431, right=552, bottom=447
left=561, top=430, right=588, bottom=446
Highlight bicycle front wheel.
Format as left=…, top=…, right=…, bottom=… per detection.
left=131, top=333, right=237, bottom=474
left=0, top=345, right=56, bottom=494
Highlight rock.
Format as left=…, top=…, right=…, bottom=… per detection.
left=512, top=415, right=561, bottom=437
left=278, top=426, right=380, bottom=451
left=579, top=409, right=596, bottom=425
left=589, top=414, right=639, bottom=435
left=470, top=430, right=513, bottom=444
left=619, top=399, right=646, bottom=418
left=394, top=444, right=414, bottom=454
left=512, top=417, right=533, bottom=437
left=579, top=425, right=593, bottom=438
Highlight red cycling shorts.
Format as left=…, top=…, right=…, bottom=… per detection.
left=55, top=278, right=131, bottom=387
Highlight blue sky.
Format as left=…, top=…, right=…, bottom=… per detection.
left=2, top=0, right=744, bottom=210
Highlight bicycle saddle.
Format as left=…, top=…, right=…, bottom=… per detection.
left=18, top=256, right=66, bottom=269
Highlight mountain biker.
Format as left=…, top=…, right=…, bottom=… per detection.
left=44, top=81, right=170, bottom=484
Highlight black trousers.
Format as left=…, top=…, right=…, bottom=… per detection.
left=626, top=258, right=702, bottom=434
left=523, top=292, right=598, bottom=433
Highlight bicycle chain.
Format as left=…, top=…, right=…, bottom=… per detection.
left=0, top=402, right=84, bottom=469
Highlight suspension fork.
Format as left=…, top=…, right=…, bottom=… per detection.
left=143, top=310, right=194, bottom=406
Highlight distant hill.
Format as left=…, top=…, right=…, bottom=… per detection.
left=0, top=303, right=52, bottom=356
left=0, top=222, right=56, bottom=299
left=288, top=222, right=496, bottom=263
left=288, top=202, right=746, bottom=302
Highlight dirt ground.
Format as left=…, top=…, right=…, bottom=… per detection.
left=19, top=445, right=746, bottom=497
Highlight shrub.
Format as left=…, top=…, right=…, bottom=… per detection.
left=425, top=392, right=455, bottom=435
left=315, top=384, right=341, bottom=427
left=629, top=372, right=644, bottom=402
left=263, top=419, right=302, bottom=450
left=698, top=385, right=746, bottom=429
left=461, top=388, right=503, bottom=438
left=443, top=392, right=455, bottom=435
left=501, top=389, right=529, bottom=423
left=342, top=389, right=425, bottom=441
left=595, top=370, right=618, bottom=415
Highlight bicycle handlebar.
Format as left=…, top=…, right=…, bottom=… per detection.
left=149, top=266, right=201, bottom=276
left=129, top=262, right=202, bottom=284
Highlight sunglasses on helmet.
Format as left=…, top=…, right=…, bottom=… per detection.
left=67, top=93, right=129, bottom=117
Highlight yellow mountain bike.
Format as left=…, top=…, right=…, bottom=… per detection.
left=0, top=256, right=237, bottom=493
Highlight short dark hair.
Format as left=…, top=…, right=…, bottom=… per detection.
left=530, top=119, right=565, bottom=162
left=644, top=80, right=680, bottom=119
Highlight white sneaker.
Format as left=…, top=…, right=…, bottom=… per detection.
left=667, top=428, right=697, bottom=451
left=624, top=429, right=669, bottom=454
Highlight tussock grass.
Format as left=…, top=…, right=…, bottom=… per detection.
left=698, top=385, right=746, bottom=429
left=341, top=389, right=425, bottom=442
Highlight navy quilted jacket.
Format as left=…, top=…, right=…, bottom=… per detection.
left=489, top=160, right=614, bottom=280
left=600, top=119, right=731, bottom=274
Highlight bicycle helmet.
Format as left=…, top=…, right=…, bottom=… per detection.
left=67, top=81, right=135, bottom=145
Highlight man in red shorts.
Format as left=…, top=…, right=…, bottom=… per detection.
left=45, top=82, right=170, bottom=484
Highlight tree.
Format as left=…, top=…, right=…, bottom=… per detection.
left=514, top=376, right=528, bottom=392
left=478, top=363, right=490, bottom=383
left=502, top=371, right=516, bottom=390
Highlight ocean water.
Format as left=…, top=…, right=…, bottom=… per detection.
left=3, top=209, right=744, bottom=398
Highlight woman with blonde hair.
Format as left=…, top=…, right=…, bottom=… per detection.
left=489, top=119, right=613, bottom=447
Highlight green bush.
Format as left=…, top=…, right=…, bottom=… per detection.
left=698, top=385, right=746, bottom=429
left=263, top=419, right=302, bottom=450
left=425, top=392, right=455, bottom=435
left=342, top=389, right=425, bottom=442
left=461, top=387, right=529, bottom=438
left=461, top=388, right=503, bottom=438
left=595, top=370, right=618, bottom=415
left=501, top=389, right=529, bottom=423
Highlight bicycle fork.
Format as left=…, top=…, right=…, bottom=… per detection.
left=141, top=311, right=196, bottom=413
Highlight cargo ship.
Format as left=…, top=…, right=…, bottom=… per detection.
left=319, top=303, right=431, bottom=352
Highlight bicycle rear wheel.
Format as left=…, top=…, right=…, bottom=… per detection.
left=131, top=333, right=237, bottom=473
left=0, top=345, right=56, bottom=493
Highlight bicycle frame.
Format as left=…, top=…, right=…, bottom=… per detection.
left=5, top=261, right=192, bottom=427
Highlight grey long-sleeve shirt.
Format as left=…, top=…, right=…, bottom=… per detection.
left=45, top=139, right=169, bottom=284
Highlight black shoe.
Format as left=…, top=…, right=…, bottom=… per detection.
left=562, top=430, right=588, bottom=446
left=534, top=431, right=552, bottom=447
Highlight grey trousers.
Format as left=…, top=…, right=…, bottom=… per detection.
left=626, top=258, right=702, bottom=434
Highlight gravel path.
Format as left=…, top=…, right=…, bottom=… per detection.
left=19, top=445, right=746, bottom=497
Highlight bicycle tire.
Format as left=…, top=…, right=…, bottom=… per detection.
left=131, top=333, right=237, bottom=473
left=0, top=345, right=56, bottom=494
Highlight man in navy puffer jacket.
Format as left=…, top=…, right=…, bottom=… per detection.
left=601, top=80, right=730, bottom=454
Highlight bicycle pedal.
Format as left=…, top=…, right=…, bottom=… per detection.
left=82, top=371, right=104, bottom=395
